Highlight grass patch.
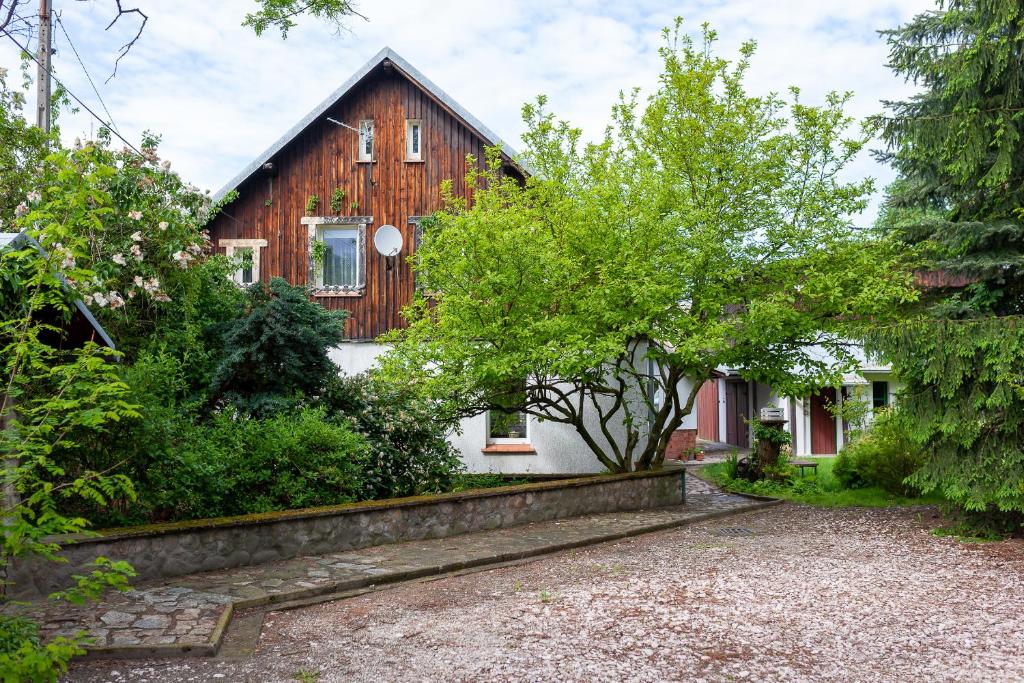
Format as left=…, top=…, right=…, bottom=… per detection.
left=930, top=526, right=1002, bottom=543
left=700, top=457, right=943, bottom=508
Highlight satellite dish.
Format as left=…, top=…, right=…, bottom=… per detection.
left=373, top=224, right=403, bottom=257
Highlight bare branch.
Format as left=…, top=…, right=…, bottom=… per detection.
left=104, top=0, right=147, bottom=82
left=0, top=0, right=24, bottom=36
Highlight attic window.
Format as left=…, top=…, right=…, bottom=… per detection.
left=406, top=119, right=422, bottom=161
left=358, top=120, right=374, bottom=162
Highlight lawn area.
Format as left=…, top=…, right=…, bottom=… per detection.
left=699, top=456, right=944, bottom=507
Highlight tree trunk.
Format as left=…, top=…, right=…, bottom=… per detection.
left=755, top=418, right=787, bottom=478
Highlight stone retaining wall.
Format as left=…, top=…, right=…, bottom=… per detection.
left=12, top=468, right=686, bottom=598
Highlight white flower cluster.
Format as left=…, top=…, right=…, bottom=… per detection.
left=51, top=242, right=76, bottom=270
left=85, top=290, right=125, bottom=310
left=172, top=249, right=192, bottom=269
left=131, top=275, right=171, bottom=302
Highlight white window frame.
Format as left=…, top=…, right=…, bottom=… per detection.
left=220, top=238, right=267, bottom=287
left=358, top=119, right=374, bottom=162
left=301, top=216, right=369, bottom=295
left=487, top=380, right=530, bottom=444
left=406, top=119, right=422, bottom=161
left=872, top=380, right=890, bottom=410
left=487, top=410, right=530, bottom=444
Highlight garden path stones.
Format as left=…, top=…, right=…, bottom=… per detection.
left=13, top=476, right=767, bottom=658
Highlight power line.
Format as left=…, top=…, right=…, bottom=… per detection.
left=54, top=11, right=119, bottom=134
left=1, top=29, right=142, bottom=155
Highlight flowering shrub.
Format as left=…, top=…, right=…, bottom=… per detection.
left=0, top=141, right=145, bottom=680
left=322, top=372, right=464, bottom=499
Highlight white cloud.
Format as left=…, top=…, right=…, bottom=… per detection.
left=0, top=0, right=934, bottom=221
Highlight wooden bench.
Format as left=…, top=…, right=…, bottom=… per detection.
left=790, top=460, right=819, bottom=477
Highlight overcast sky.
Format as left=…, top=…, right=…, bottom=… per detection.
left=0, top=0, right=935, bottom=223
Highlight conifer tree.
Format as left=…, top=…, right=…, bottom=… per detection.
left=872, top=0, right=1024, bottom=524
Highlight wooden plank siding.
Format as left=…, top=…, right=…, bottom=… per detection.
left=207, top=67, right=491, bottom=340
left=696, top=380, right=719, bottom=441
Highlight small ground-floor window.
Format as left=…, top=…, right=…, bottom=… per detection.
left=488, top=382, right=529, bottom=442
left=488, top=408, right=528, bottom=441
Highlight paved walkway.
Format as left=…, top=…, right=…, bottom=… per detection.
left=20, top=477, right=773, bottom=658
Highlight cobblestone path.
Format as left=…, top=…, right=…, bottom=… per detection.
left=16, top=477, right=770, bottom=657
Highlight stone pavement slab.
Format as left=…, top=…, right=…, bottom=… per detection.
left=13, top=477, right=775, bottom=659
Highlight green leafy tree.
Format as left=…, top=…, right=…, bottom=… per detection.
left=870, top=0, right=1024, bottom=521
left=381, top=21, right=913, bottom=473
left=242, top=0, right=365, bottom=38
left=0, top=66, right=50, bottom=222
left=208, top=278, right=347, bottom=417
left=1, top=149, right=141, bottom=680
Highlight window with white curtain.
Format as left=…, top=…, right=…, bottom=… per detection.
left=317, top=226, right=359, bottom=288
left=303, top=218, right=367, bottom=294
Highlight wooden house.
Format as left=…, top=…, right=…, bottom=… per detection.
left=209, top=48, right=633, bottom=474
left=208, top=47, right=524, bottom=341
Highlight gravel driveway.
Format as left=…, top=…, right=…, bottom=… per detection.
left=67, top=504, right=1024, bottom=682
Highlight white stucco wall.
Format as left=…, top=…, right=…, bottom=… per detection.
left=670, top=377, right=699, bottom=430
left=328, top=342, right=653, bottom=475
left=327, top=342, right=389, bottom=375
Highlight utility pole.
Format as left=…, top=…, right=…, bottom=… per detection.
left=35, top=0, right=52, bottom=132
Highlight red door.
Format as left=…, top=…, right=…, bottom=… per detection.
left=697, top=381, right=719, bottom=441
left=725, top=380, right=750, bottom=448
left=810, top=388, right=837, bottom=455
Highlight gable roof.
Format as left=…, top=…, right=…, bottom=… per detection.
left=213, top=47, right=523, bottom=202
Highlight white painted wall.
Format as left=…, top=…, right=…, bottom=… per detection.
left=328, top=341, right=654, bottom=475
left=716, top=377, right=728, bottom=443
left=671, top=377, right=699, bottom=430
left=327, top=342, right=389, bottom=375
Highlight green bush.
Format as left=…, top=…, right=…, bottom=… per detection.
left=834, top=409, right=923, bottom=496
left=146, top=407, right=369, bottom=520
left=322, top=372, right=465, bottom=499
left=832, top=449, right=865, bottom=489
left=209, top=278, right=347, bottom=417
